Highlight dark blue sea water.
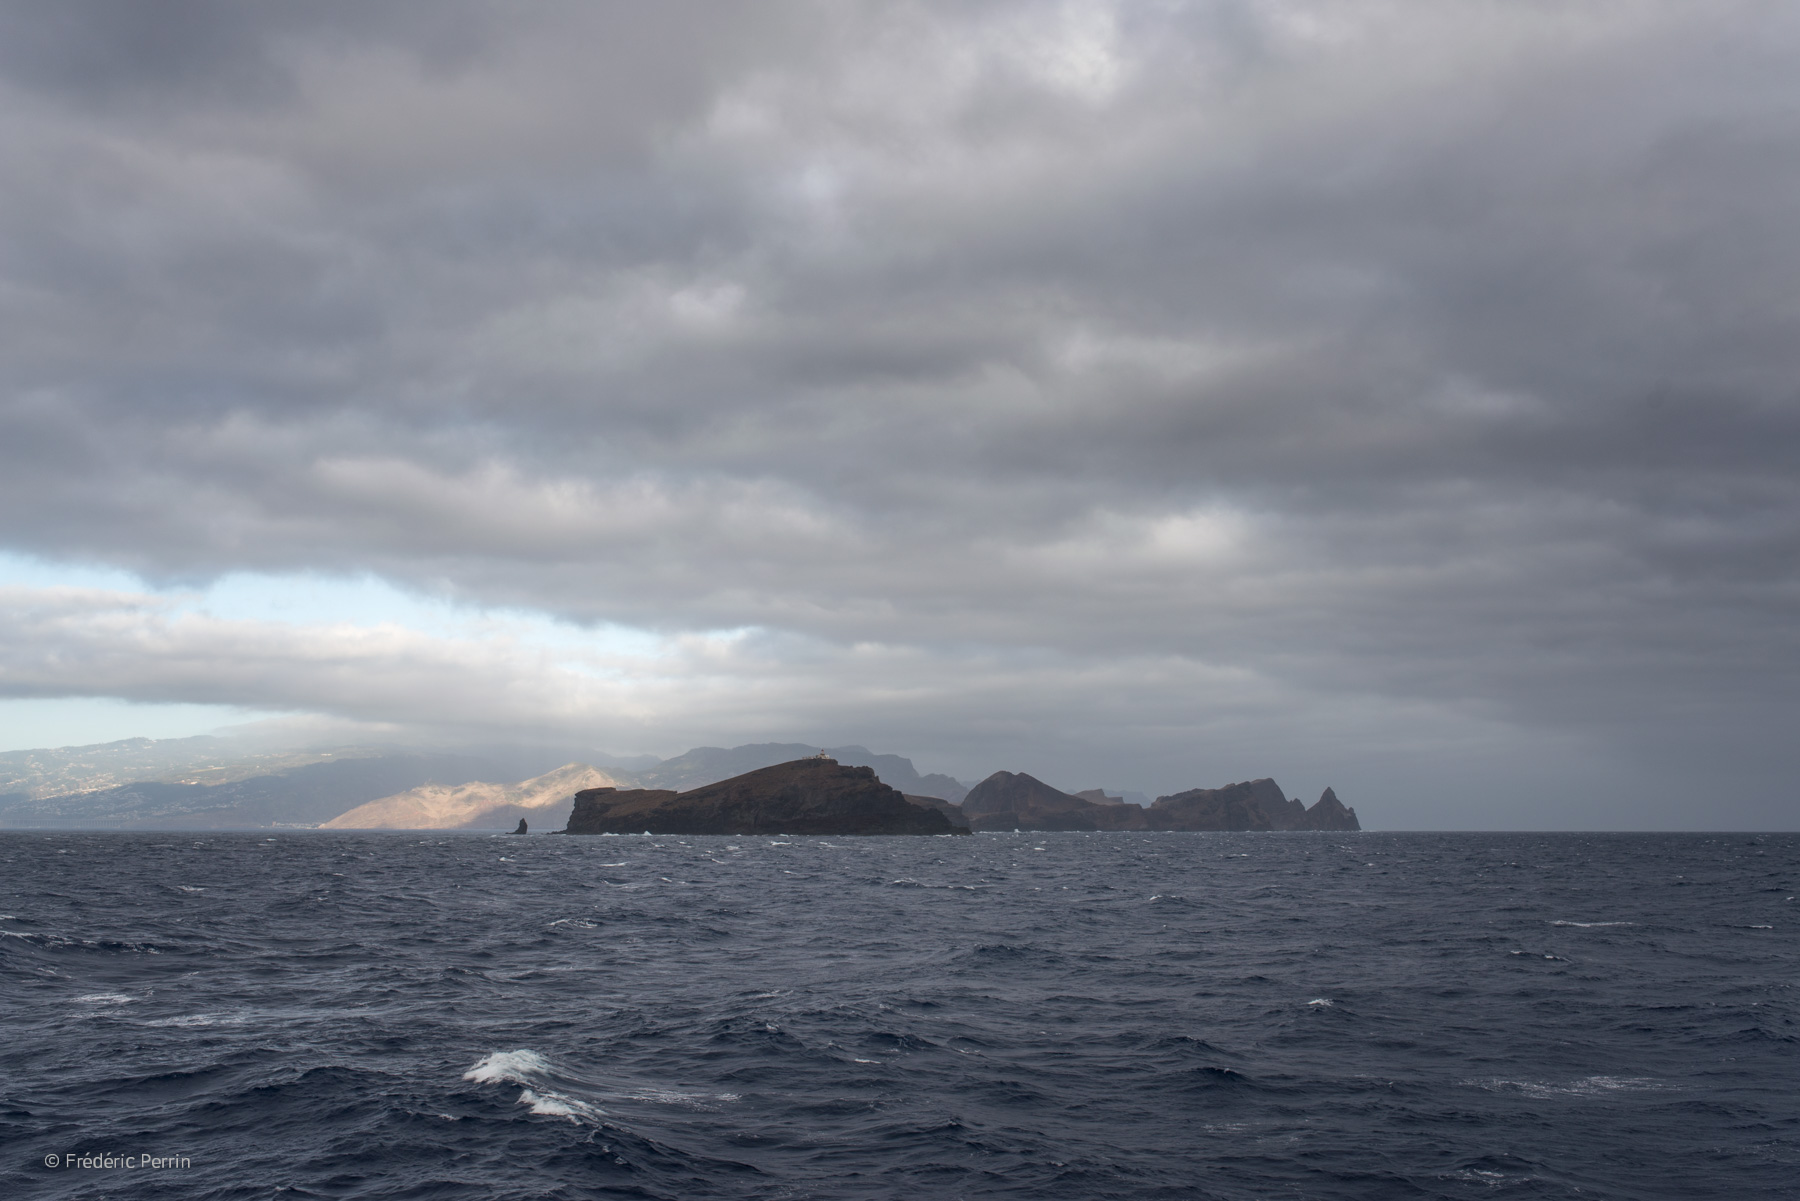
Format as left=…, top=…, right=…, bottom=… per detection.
left=3, top=831, right=1795, bottom=1200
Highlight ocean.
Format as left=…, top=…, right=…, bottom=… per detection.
left=3, top=830, right=1794, bottom=1199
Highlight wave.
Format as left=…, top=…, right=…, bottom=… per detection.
left=462, top=1048, right=553, bottom=1085
left=1464, top=1075, right=1670, bottom=1099
left=463, top=1050, right=604, bottom=1124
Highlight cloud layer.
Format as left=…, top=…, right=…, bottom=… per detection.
left=2, top=1, right=1797, bottom=826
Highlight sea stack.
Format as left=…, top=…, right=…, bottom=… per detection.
left=564, top=757, right=966, bottom=836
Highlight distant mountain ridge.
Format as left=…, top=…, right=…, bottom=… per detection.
left=0, top=753, right=544, bottom=830
left=0, top=737, right=974, bottom=830
left=0, top=736, right=390, bottom=802
left=321, top=764, right=623, bottom=830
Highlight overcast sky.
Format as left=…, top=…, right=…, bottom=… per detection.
left=1, top=1, right=1796, bottom=828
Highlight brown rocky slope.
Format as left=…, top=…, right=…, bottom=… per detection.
left=322, top=763, right=620, bottom=830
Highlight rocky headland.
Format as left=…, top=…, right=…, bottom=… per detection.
left=958, top=771, right=1359, bottom=832
left=959, top=771, right=1128, bottom=832
left=1149, top=781, right=1359, bottom=831
left=564, top=757, right=966, bottom=836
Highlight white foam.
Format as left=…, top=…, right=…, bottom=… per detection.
left=463, top=1052, right=608, bottom=1124
left=463, top=1049, right=551, bottom=1085
left=616, top=1089, right=740, bottom=1107
left=176, top=886, right=204, bottom=893
left=1307, top=998, right=1334, bottom=1007
left=146, top=1013, right=244, bottom=1027
left=1550, top=920, right=1634, bottom=928
left=1465, top=1075, right=1667, bottom=1099
left=76, top=992, right=135, bottom=1005
left=518, top=1088, right=602, bottom=1122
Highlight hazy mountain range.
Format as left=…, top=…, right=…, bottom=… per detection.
left=0, top=738, right=979, bottom=830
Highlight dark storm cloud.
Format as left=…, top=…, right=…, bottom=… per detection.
left=1, top=1, right=1797, bottom=825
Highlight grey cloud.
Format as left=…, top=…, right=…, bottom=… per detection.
left=1, top=1, right=1797, bottom=825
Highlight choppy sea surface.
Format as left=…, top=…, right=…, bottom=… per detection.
left=3, top=831, right=1795, bottom=1200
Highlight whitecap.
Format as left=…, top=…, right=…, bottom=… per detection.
left=1307, top=998, right=1334, bottom=1007
left=615, top=1089, right=740, bottom=1108
left=1452, top=1169, right=1508, bottom=1184
left=176, top=886, right=205, bottom=893
left=1550, top=920, right=1633, bottom=928
left=463, top=1049, right=552, bottom=1085
left=1464, top=1075, right=1667, bottom=1099
left=518, top=1088, right=603, bottom=1122
left=464, top=1051, right=608, bottom=1125
left=76, top=992, right=135, bottom=1005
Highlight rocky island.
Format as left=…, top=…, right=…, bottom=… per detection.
left=959, top=771, right=1359, bottom=832
left=563, top=756, right=967, bottom=836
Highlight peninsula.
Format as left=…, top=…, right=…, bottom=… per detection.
left=959, top=772, right=1359, bottom=832
left=563, top=756, right=966, bottom=836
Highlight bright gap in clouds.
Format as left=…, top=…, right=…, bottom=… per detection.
left=0, top=552, right=663, bottom=648
left=0, top=552, right=673, bottom=751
